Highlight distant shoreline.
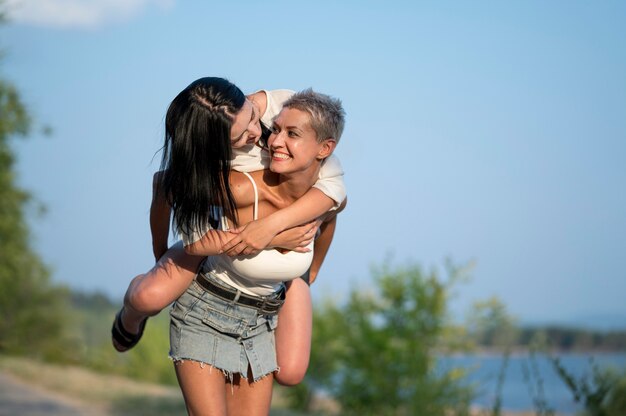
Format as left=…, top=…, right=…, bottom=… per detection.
left=442, top=348, right=626, bottom=358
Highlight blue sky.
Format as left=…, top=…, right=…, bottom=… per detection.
left=2, top=0, right=625, bottom=328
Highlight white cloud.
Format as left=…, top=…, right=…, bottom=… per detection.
left=4, top=0, right=175, bottom=29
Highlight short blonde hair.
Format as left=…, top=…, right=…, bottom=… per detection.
left=283, top=89, right=345, bottom=144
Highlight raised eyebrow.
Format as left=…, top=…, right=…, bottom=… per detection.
left=285, top=125, right=303, bottom=133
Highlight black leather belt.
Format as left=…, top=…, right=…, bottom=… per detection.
left=196, top=273, right=285, bottom=315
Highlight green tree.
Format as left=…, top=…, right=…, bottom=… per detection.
left=0, top=7, right=69, bottom=358
left=466, top=297, right=518, bottom=349
left=292, top=262, right=474, bottom=415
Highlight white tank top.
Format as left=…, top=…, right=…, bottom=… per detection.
left=203, top=172, right=314, bottom=296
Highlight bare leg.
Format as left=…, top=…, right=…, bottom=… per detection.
left=175, top=361, right=273, bottom=416
left=273, top=278, right=312, bottom=386
left=226, top=370, right=274, bottom=416
left=112, top=242, right=203, bottom=350
left=174, top=361, right=228, bottom=416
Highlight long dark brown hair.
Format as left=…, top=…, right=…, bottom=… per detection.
left=159, top=77, right=245, bottom=235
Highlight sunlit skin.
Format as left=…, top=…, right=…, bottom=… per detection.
left=268, top=108, right=335, bottom=178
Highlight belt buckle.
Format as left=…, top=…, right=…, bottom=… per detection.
left=259, top=297, right=282, bottom=315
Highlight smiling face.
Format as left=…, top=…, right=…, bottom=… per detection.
left=230, top=99, right=262, bottom=149
left=268, top=107, right=335, bottom=176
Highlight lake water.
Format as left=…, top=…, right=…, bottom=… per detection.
left=440, top=352, right=626, bottom=414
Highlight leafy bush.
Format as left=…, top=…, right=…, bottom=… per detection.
left=290, top=262, right=474, bottom=415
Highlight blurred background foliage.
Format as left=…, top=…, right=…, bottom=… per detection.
left=286, top=262, right=475, bottom=415
left=0, top=36, right=68, bottom=360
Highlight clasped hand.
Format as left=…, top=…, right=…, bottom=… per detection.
left=221, top=218, right=321, bottom=256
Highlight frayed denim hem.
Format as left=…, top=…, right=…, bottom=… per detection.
left=170, top=355, right=278, bottom=384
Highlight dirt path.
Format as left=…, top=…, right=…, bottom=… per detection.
left=0, top=372, right=106, bottom=416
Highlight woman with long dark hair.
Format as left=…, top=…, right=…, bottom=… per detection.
left=112, top=78, right=345, bottom=387
left=169, top=89, right=345, bottom=414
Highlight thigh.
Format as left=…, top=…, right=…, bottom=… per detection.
left=226, top=371, right=274, bottom=416
left=129, top=242, right=204, bottom=311
left=153, top=241, right=204, bottom=280
left=174, top=360, right=228, bottom=416
left=274, top=278, right=312, bottom=385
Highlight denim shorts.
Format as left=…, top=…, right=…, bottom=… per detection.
left=169, top=272, right=281, bottom=382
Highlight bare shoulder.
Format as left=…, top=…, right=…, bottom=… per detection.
left=230, top=171, right=255, bottom=207
left=252, top=170, right=285, bottom=209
